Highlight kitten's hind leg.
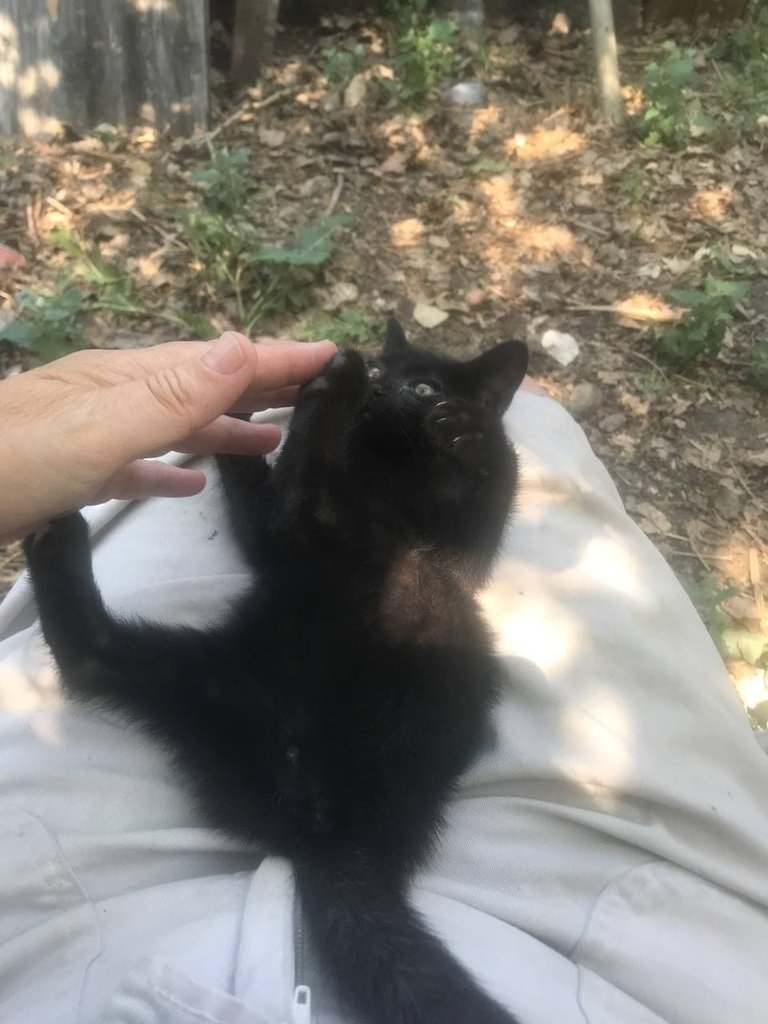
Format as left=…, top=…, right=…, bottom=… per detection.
left=24, top=513, right=228, bottom=715
left=24, top=513, right=111, bottom=679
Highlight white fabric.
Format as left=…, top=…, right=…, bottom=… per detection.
left=0, top=393, right=766, bottom=1024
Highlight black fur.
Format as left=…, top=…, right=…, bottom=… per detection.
left=25, top=321, right=528, bottom=1024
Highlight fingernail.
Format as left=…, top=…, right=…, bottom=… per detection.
left=201, top=332, right=248, bottom=374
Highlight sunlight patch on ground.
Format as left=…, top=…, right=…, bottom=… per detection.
left=469, top=105, right=501, bottom=139
left=690, top=185, right=734, bottom=221
left=479, top=176, right=521, bottom=227
left=506, top=125, right=585, bottom=162
left=515, top=223, right=577, bottom=259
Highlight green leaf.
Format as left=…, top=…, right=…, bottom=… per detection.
left=0, top=319, right=39, bottom=348
left=258, top=214, right=350, bottom=267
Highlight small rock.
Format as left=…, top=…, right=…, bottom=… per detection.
left=541, top=328, right=580, bottom=367
left=599, top=412, right=627, bottom=433
left=715, top=487, right=741, bottom=521
left=568, top=382, right=601, bottom=416
left=344, top=73, right=368, bottom=110
left=443, top=82, right=487, bottom=107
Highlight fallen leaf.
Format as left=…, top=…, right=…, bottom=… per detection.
left=259, top=128, right=286, bottom=148
left=413, top=301, right=449, bottom=329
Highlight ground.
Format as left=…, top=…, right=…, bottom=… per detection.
left=1, top=12, right=766, bottom=722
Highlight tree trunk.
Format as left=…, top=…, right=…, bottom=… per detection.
left=645, top=0, right=748, bottom=25
left=230, top=0, right=280, bottom=88
left=0, top=0, right=209, bottom=138
left=588, top=0, right=624, bottom=126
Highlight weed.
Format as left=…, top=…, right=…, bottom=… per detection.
left=618, top=165, right=652, bottom=204
left=387, top=5, right=461, bottom=107
left=637, top=370, right=668, bottom=398
left=653, top=276, right=748, bottom=366
left=321, top=43, right=368, bottom=85
left=470, top=158, right=510, bottom=176
left=637, top=42, right=713, bottom=148
left=176, top=146, right=349, bottom=333
left=50, top=227, right=143, bottom=314
left=191, top=146, right=249, bottom=218
left=0, top=286, right=84, bottom=363
left=296, top=308, right=377, bottom=346
left=681, top=573, right=741, bottom=656
left=750, top=340, right=768, bottom=391
left=178, top=206, right=349, bottom=333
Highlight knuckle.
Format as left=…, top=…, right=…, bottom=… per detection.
left=144, top=367, right=197, bottom=430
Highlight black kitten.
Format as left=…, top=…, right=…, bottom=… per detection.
left=25, top=319, right=528, bottom=1024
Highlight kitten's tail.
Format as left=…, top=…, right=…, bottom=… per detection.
left=294, top=855, right=519, bottom=1024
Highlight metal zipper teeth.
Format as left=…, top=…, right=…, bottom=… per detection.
left=292, top=880, right=310, bottom=1022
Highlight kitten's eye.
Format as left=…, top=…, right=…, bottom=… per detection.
left=367, top=365, right=382, bottom=381
left=413, top=382, right=437, bottom=397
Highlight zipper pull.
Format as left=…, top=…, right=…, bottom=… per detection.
left=292, top=985, right=311, bottom=1024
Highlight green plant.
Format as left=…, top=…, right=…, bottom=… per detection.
left=296, top=307, right=377, bottom=346
left=637, top=370, right=667, bottom=398
left=321, top=43, right=368, bottom=84
left=618, top=165, right=652, bottom=204
left=469, top=158, right=510, bottom=176
left=750, top=340, right=768, bottom=391
left=0, top=286, right=84, bottom=362
left=191, top=146, right=249, bottom=217
left=637, top=43, right=713, bottom=148
left=50, top=227, right=143, bottom=314
left=653, top=276, right=748, bottom=366
left=681, top=574, right=741, bottom=656
left=710, top=4, right=768, bottom=135
left=178, top=207, right=349, bottom=333
left=388, top=8, right=460, bottom=107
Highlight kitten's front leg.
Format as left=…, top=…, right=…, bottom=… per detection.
left=265, top=352, right=367, bottom=531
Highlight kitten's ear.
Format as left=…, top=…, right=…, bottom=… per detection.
left=384, top=317, right=410, bottom=354
left=471, top=340, right=529, bottom=410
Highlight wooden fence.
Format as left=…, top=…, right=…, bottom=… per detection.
left=0, top=0, right=209, bottom=137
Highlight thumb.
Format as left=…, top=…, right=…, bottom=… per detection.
left=103, top=332, right=261, bottom=464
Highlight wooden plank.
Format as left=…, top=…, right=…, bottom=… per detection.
left=0, top=0, right=208, bottom=138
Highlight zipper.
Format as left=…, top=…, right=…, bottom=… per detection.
left=292, top=879, right=312, bottom=1022
left=291, top=985, right=312, bottom=1024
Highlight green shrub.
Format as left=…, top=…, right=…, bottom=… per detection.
left=0, top=286, right=84, bottom=363
left=654, top=277, right=748, bottom=366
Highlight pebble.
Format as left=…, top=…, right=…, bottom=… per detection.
left=599, top=412, right=627, bottom=432
left=568, top=382, right=601, bottom=416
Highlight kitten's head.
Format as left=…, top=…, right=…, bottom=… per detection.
left=360, top=317, right=528, bottom=443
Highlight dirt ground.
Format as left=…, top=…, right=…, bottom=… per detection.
left=1, top=14, right=766, bottom=719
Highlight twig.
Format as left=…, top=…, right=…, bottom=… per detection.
left=567, top=302, right=682, bottom=323
left=664, top=550, right=735, bottom=562
left=325, top=174, right=345, bottom=217
left=191, top=87, right=297, bottom=149
left=565, top=218, right=612, bottom=238
left=686, top=522, right=714, bottom=574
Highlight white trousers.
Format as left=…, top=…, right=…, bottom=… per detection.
left=0, top=392, right=766, bottom=1024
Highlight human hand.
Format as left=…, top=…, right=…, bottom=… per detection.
left=0, top=332, right=336, bottom=543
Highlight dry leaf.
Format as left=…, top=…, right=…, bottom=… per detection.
left=259, top=128, right=286, bottom=148
left=413, top=301, right=449, bottom=329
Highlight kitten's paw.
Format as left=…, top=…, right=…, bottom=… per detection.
left=426, top=402, right=490, bottom=468
left=301, top=350, right=366, bottom=403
